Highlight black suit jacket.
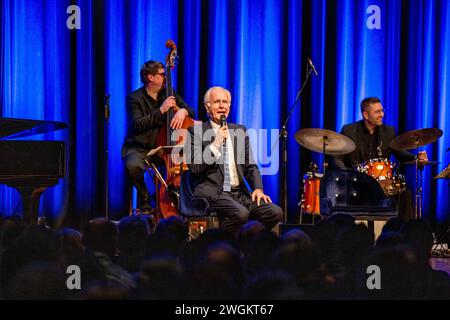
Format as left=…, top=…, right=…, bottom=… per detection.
left=122, top=86, right=194, bottom=156
left=332, top=120, right=415, bottom=169
left=187, top=121, right=263, bottom=202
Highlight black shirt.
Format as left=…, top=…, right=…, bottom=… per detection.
left=330, top=120, right=415, bottom=170
left=122, top=86, right=195, bottom=152
left=361, top=125, right=381, bottom=161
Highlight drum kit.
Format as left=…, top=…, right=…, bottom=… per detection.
left=295, top=127, right=443, bottom=221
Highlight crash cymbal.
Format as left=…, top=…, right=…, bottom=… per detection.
left=402, top=160, right=441, bottom=166
left=294, top=128, right=356, bottom=155
left=390, top=128, right=443, bottom=150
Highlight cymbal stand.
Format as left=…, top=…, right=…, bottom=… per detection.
left=322, top=136, right=328, bottom=174
left=413, top=139, right=423, bottom=219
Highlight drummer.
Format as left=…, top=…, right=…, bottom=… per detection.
left=331, top=97, right=420, bottom=169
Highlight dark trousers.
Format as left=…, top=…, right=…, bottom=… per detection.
left=123, top=147, right=150, bottom=207
left=210, top=187, right=283, bottom=236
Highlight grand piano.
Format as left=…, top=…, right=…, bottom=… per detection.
left=0, top=117, right=67, bottom=225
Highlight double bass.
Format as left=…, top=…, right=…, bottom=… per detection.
left=152, top=40, right=195, bottom=218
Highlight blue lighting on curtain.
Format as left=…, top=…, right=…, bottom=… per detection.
left=1, top=0, right=449, bottom=226
left=1, top=0, right=71, bottom=225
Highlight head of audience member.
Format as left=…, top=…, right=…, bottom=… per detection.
left=272, top=238, right=321, bottom=287
left=281, top=228, right=312, bottom=246
left=145, top=232, right=181, bottom=259
left=382, top=217, right=406, bottom=233
left=360, top=97, right=384, bottom=130
left=10, top=225, right=62, bottom=262
left=134, top=256, right=184, bottom=299
left=205, top=241, right=240, bottom=264
left=204, top=86, right=232, bottom=124
left=200, top=241, right=243, bottom=286
left=312, top=219, right=338, bottom=262
left=154, top=215, right=188, bottom=244
left=118, top=215, right=151, bottom=257
left=327, top=213, right=356, bottom=229
left=313, top=213, right=356, bottom=262
left=357, top=245, right=423, bottom=299
left=57, top=227, right=85, bottom=257
left=401, top=219, right=434, bottom=262
left=83, top=218, right=118, bottom=257
left=0, top=226, right=63, bottom=296
left=1, top=215, right=25, bottom=250
left=376, top=231, right=404, bottom=248
left=335, top=223, right=374, bottom=270
left=238, top=220, right=265, bottom=257
left=6, top=260, right=67, bottom=300
left=180, top=240, right=244, bottom=298
left=82, top=281, right=130, bottom=300
left=243, top=272, right=304, bottom=300
left=144, top=216, right=189, bottom=258
left=197, top=228, right=239, bottom=252
left=243, top=231, right=280, bottom=277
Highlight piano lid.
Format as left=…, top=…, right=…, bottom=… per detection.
left=0, top=117, right=68, bottom=139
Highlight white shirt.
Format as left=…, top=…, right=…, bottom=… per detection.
left=209, top=120, right=240, bottom=188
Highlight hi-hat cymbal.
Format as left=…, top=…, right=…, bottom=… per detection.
left=294, top=128, right=356, bottom=155
left=390, top=128, right=443, bottom=150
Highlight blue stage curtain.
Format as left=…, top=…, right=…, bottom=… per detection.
left=1, top=0, right=72, bottom=226
left=1, top=0, right=449, bottom=226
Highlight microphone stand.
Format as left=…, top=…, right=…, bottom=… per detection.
left=280, top=65, right=314, bottom=223
left=104, top=94, right=111, bottom=220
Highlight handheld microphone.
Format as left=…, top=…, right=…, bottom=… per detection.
left=220, top=115, right=227, bottom=144
left=307, top=57, right=319, bottom=76
left=220, top=115, right=227, bottom=127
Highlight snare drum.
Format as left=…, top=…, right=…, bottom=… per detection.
left=301, top=172, right=322, bottom=215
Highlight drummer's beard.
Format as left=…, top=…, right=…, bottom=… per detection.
left=368, top=118, right=383, bottom=127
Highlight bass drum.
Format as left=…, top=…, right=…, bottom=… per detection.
left=359, top=158, right=395, bottom=197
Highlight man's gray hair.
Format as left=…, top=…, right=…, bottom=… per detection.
left=203, top=86, right=232, bottom=106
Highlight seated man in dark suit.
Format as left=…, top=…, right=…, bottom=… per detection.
left=122, top=60, right=194, bottom=213
left=186, top=86, right=283, bottom=236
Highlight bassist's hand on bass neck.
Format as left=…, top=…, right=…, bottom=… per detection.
left=159, top=96, right=176, bottom=114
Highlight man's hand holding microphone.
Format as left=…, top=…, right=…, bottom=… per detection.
left=213, top=115, right=229, bottom=149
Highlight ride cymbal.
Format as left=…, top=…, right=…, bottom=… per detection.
left=294, top=128, right=356, bottom=155
left=390, top=128, right=443, bottom=150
